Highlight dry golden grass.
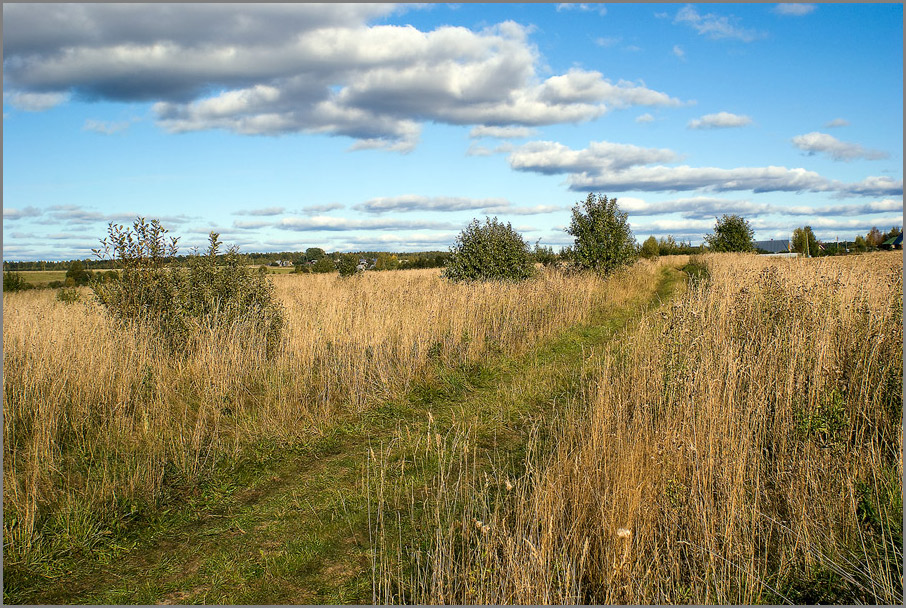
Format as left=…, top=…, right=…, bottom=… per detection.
left=3, top=265, right=652, bottom=567
left=385, top=252, right=903, bottom=604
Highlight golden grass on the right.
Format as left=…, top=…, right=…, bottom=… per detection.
left=405, top=252, right=903, bottom=605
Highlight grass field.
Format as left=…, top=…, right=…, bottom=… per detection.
left=7, top=270, right=68, bottom=285
left=3, top=252, right=902, bottom=604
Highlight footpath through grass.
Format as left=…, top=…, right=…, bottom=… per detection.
left=9, top=265, right=686, bottom=605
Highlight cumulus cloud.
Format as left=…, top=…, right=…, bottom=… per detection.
left=824, top=118, right=849, bottom=128
left=635, top=113, right=655, bottom=123
left=301, top=202, right=345, bottom=214
left=353, top=194, right=562, bottom=216
left=3, top=206, right=43, bottom=220
left=674, top=4, right=763, bottom=42
left=774, top=4, right=816, bottom=16
left=615, top=195, right=903, bottom=219
left=791, top=132, right=888, bottom=161
left=556, top=4, right=607, bottom=16
left=687, top=111, right=752, bottom=129
left=3, top=5, right=682, bottom=151
left=507, top=139, right=902, bottom=197
left=232, top=220, right=272, bottom=229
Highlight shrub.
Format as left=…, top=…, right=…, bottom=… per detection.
left=337, top=254, right=359, bottom=277
left=532, top=240, right=559, bottom=267
left=91, top=218, right=284, bottom=356
left=564, top=193, right=637, bottom=274
left=704, top=214, right=755, bottom=252
left=65, top=260, right=92, bottom=285
left=56, top=287, right=81, bottom=304
left=3, top=271, right=33, bottom=292
left=442, top=217, right=536, bottom=282
left=311, top=257, right=336, bottom=273
left=640, top=235, right=660, bottom=259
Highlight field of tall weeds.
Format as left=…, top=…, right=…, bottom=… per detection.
left=3, top=263, right=660, bottom=573
left=376, top=252, right=903, bottom=604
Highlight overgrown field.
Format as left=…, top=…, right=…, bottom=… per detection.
left=373, top=252, right=903, bottom=605
left=3, top=263, right=656, bottom=579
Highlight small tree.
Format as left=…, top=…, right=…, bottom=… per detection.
left=865, top=226, right=885, bottom=249
left=532, top=240, right=558, bottom=267
left=3, top=271, right=33, bottom=292
left=792, top=226, right=819, bottom=257
left=704, top=215, right=755, bottom=252
left=564, top=193, right=637, bottom=274
left=65, top=260, right=92, bottom=285
left=337, top=254, right=358, bottom=277
left=853, top=235, right=868, bottom=252
left=305, top=247, right=327, bottom=262
left=443, top=217, right=536, bottom=282
left=640, top=235, right=660, bottom=260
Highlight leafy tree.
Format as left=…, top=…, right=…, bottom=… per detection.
left=305, top=247, right=327, bottom=262
left=564, top=193, right=637, bottom=274
left=792, top=226, right=820, bottom=257
left=337, top=253, right=359, bottom=277
left=443, top=217, right=536, bottom=282
left=532, top=240, right=558, bottom=266
left=640, top=235, right=660, bottom=259
left=883, top=226, right=902, bottom=242
left=853, top=235, right=868, bottom=252
left=704, top=215, right=755, bottom=252
left=65, top=260, right=92, bottom=285
left=310, top=257, right=336, bottom=273
left=866, top=226, right=885, bottom=249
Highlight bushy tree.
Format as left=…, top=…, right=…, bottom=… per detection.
left=564, top=193, right=637, bottom=274
left=310, top=257, right=336, bottom=273
left=704, top=215, right=755, bottom=252
left=443, top=217, right=536, bottom=282
left=532, top=240, right=559, bottom=266
left=3, top=271, right=33, bottom=292
left=866, top=226, right=885, bottom=249
left=305, top=247, right=326, bottom=262
left=91, top=218, right=284, bottom=356
left=640, top=235, right=660, bottom=259
left=65, top=260, right=92, bottom=285
left=853, top=235, right=868, bottom=252
left=337, top=253, right=359, bottom=277
left=792, top=226, right=820, bottom=257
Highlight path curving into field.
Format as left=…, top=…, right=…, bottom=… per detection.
left=16, top=265, right=687, bottom=605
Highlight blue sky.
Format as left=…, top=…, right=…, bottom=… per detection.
left=3, top=3, right=902, bottom=261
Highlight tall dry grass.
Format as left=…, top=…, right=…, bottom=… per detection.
left=379, top=252, right=903, bottom=604
left=3, top=264, right=657, bottom=569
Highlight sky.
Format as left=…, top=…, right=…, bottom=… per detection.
left=2, top=2, right=903, bottom=261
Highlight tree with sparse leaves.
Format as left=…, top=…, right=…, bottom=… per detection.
left=704, top=215, right=755, bottom=252
left=564, top=193, right=637, bottom=274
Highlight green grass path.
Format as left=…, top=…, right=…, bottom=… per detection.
left=15, top=266, right=685, bottom=605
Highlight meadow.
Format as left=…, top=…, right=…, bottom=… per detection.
left=3, top=252, right=902, bottom=604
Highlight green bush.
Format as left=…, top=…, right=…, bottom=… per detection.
left=3, top=271, right=33, bottom=292
left=640, top=235, right=660, bottom=259
left=91, top=218, right=284, bottom=357
left=704, top=214, right=755, bottom=252
left=564, top=193, right=637, bottom=274
left=310, top=257, right=336, bottom=273
left=56, top=287, right=81, bottom=304
left=442, top=217, right=536, bottom=282
left=337, top=254, right=359, bottom=277
left=65, top=260, right=92, bottom=286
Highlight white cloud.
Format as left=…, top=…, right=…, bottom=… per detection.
left=615, top=195, right=903, bottom=219
left=83, top=118, right=136, bottom=135
left=556, top=4, right=607, bottom=16
left=469, top=125, right=536, bottom=139
left=774, top=4, right=817, bottom=17
left=3, top=5, right=682, bottom=151
left=507, top=139, right=902, bottom=197
left=674, top=4, right=763, bottom=42
left=352, top=194, right=562, bottom=216
left=635, top=113, right=655, bottom=124
left=278, top=216, right=459, bottom=231
left=824, top=118, right=849, bottom=128
left=595, top=36, right=621, bottom=48
left=687, top=111, right=752, bottom=129
left=233, top=206, right=286, bottom=216
left=791, top=132, right=888, bottom=161
left=3, top=206, right=43, bottom=220
left=4, top=91, right=70, bottom=111
left=232, top=220, right=271, bottom=229
left=672, top=45, right=686, bottom=60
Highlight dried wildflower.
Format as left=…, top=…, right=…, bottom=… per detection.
left=617, top=527, right=632, bottom=539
